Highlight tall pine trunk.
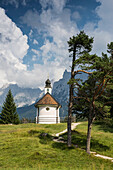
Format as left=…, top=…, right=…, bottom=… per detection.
left=67, top=84, right=73, bottom=147
left=86, top=102, right=95, bottom=153
left=86, top=116, right=93, bottom=154
left=67, top=46, right=76, bottom=147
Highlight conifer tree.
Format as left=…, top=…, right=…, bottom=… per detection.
left=71, top=42, right=113, bottom=153
left=0, top=89, right=19, bottom=124
left=67, top=31, right=93, bottom=147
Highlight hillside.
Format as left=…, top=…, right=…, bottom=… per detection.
left=0, top=122, right=113, bottom=169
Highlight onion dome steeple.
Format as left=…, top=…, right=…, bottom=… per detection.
left=45, top=78, right=52, bottom=94
left=45, top=79, right=51, bottom=88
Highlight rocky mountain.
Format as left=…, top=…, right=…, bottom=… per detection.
left=0, top=83, right=42, bottom=109
left=52, top=70, right=70, bottom=118
left=0, top=70, right=88, bottom=120
left=52, top=70, right=88, bottom=118
left=17, top=70, right=70, bottom=120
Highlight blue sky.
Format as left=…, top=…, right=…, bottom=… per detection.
left=0, top=0, right=113, bottom=89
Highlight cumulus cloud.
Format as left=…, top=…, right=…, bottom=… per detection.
left=20, top=0, right=113, bottom=89
left=24, top=63, right=65, bottom=89
left=31, top=49, right=40, bottom=56
left=39, top=0, right=67, bottom=13
left=0, top=8, right=29, bottom=87
left=0, top=4, right=72, bottom=89
left=84, top=0, right=113, bottom=55
left=1, top=0, right=113, bottom=89
left=21, top=0, right=78, bottom=83
left=2, top=0, right=27, bottom=8
left=32, top=55, right=37, bottom=61
left=21, top=10, right=45, bottom=33
left=72, top=11, right=81, bottom=20
left=29, top=29, right=33, bottom=39
left=33, top=39, right=38, bottom=45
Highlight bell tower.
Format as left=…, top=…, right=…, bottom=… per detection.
left=45, top=78, right=52, bottom=94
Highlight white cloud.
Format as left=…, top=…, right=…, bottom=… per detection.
left=0, top=8, right=29, bottom=87
left=21, top=10, right=45, bottom=33
left=20, top=0, right=113, bottom=89
left=33, top=39, right=38, bottom=45
left=0, top=6, right=72, bottom=89
left=72, top=11, right=81, bottom=20
left=22, top=0, right=26, bottom=6
left=32, top=55, right=37, bottom=61
left=2, top=0, right=113, bottom=90
left=29, top=29, right=33, bottom=38
left=96, top=0, right=113, bottom=33
left=39, top=0, right=67, bottom=13
left=31, top=49, right=40, bottom=56
left=20, top=0, right=78, bottom=88
left=39, top=7, right=78, bottom=67
left=83, top=0, right=113, bottom=56
left=2, top=0, right=27, bottom=8
left=22, top=63, right=65, bottom=89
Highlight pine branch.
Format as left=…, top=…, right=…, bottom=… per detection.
left=93, top=78, right=106, bottom=101
left=102, top=101, right=113, bottom=109
left=73, top=96, right=90, bottom=102
left=74, top=70, right=92, bottom=76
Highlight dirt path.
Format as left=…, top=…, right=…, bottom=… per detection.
left=55, top=122, right=81, bottom=137
left=53, top=122, right=113, bottom=162
left=95, top=154, right=113, bottom=162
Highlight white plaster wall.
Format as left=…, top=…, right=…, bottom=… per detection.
left=36, top=108, right=38, bottom=124
left=36, top=106, right=60, bottom=124
left=39, top=106, right=56, bottom=117
left=56, top=108, right=59, bottom=117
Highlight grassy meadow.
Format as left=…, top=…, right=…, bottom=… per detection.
left=0, top=122, right=113, bottom=169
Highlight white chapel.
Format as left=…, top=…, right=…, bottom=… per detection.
left=35, top=78, right=61, bottom=124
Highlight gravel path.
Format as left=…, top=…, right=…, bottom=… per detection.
left=53, top=122, right=113, bottom=162
left=55, top=122, right=81, bottom=137
left=95, top=154, right=113, bottom=162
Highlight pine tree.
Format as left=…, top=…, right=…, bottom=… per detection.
left=0, top=89, right=19, bottom=124
left=71, top=42, right=113, bottom=153
left=67, top=31, right=93, bottom=147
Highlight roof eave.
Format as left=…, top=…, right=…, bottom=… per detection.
left=35, top=104, right=60, bottom=108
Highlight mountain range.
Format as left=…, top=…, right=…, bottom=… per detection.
left=0, top=70, right=87, bottom=120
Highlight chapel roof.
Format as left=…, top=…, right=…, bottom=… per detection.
left=35, top=92, right=61, bottom=107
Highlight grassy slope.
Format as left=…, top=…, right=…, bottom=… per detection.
left=72, top=122, right=113, bottom=157
left=0, top=123, right=113, bottom=170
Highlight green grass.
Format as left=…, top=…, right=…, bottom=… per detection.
left=0, top=123, right=113, bottom=169
left=63, top=121, right=113, bottom=157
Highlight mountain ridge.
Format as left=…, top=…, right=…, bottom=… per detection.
left=0, top=70, right=87, bottom=120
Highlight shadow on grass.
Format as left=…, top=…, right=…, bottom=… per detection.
left=28, top=130, right=40, bottom=135
left=28, top=130, right=53, bottom=144
left=60, top=130, right=110, bottom=152
left=28, top=151, right=44, bottom=161
left=52, top=142, right=75, bottom=150
left=38, top=133, right=53, bottom=144
left=94, top=120, right=113, bottom=133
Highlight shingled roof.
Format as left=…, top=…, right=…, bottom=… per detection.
left=35, top=92, right=61, bottom=107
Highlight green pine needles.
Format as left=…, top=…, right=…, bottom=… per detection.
left=0, top=89, right=19, bottom=124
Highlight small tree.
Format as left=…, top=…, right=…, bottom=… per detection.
left=0, top=89, right=19, bottom=124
